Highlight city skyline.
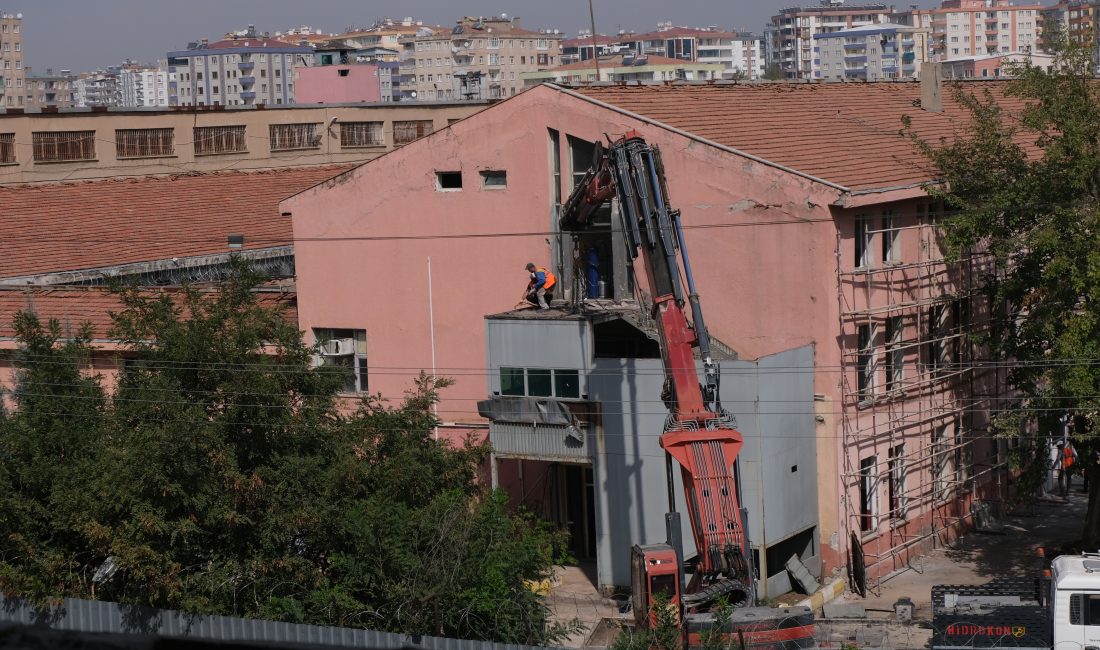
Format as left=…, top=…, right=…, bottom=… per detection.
left=19, top=0, right=960, bottom=73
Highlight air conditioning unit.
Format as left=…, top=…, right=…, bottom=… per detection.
left=321, top=337, right=356, bottom=356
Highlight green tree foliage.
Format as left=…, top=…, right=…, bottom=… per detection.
left=0, top=265, right=572, bottom=644
left=762, top=63, right=785, bottom=81
left=909, top=39, right=1100, bottom=545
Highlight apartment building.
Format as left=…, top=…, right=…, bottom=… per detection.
left=24, top=68, right=77, bottom=109
left=767, top=0, right=895, bottom=79
left=119, top=65, right=170, bottom=107
left=816, top=23, right=932, bottom=80
left=0, top=102, right=487, bottom=184
left=562, top=27, right=764, bottom=80
left=1041, top=0, right=1100, bottom=69
left=405, top=16, right=563, bottom=101
left=521, top=54, right=724, bottom=85
left=696, top=31, right=765, bottom=79
left=333, top=18, right=434, bottom=60
left=167, top=27, right=313, bottom=107
left=560, top=34, right=626, bottom=64
left=0, top=11, right=25, bottom=108
left=906, top=0, right=1043, bottom=60
left=74, top=69, right=122, bottom=107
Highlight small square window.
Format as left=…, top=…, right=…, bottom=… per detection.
left=436, top=171, right=462, bottom=190
left=527, top=369, right=552, bottom=397
left=500, top=367, right=525, bottom=396
left=338, top=69, right=350, bottom=77
left=481, top=170, right=507, bottom=188
left=554, top=369, right=580, bottom=398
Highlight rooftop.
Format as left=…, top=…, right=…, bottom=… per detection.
left=567, top=81, right=1025, bottom=191
left=0, top=166, right=349, bottom=281
left=813, top=22, right=919, bottom=37
left=550, top=54, right=717, bottom=72
left=0, top=286, right=297, bottom=342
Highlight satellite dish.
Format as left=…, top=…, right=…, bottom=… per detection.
left=463, top=40, right=471, bottom=48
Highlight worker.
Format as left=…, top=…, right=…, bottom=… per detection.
left=525, top=262, right=556, bottom=310
left=586, top=247, right=601, bottom=299
left=1057, top=440, right=1078, bottom=497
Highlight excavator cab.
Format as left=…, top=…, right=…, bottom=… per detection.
left=631, top=543, right=681, bottom=628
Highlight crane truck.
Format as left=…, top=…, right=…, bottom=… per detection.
left=559, top=133, right=815, bottom=649
left=932, top=550, right=1100, bottom=649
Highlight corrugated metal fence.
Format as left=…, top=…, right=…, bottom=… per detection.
left=0, top=595, right=555, bottom=650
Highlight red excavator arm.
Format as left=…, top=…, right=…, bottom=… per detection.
left=561, top=133, right=753, bottom=622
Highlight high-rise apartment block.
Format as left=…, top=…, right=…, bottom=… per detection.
left=25, top=68, right=77, bottom=108
left=907, top=0, right=1042, bottom=60
left=0, top=11, right=25, bottom=107
left=816, top=23, right=932, bottom=80
left=120, top=64, right=171, bottom=107
left=167, top=26, right=313, bottom=107
left=766, top=1, right=895, bottom=79
left=405, top=16, right=563, bottom=101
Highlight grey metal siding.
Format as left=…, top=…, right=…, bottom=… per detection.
left=0, top=595, right=554, bottom=650
left=490, top=421, right=591, bottom=461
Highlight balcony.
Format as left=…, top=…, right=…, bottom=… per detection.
left=239, top=76, right=255, bottom=85
left=240, top=91, right=256, bottom=100
left=844, top=42, right=866, bottom=50
left=238, top=61, right=255, bottom=72
left=901, top=38, right=915, bottom=46
left=844, top=54, right=868, bottom=62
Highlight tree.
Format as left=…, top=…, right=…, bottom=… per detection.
left=762, top=63, right=785, bottom=81
left=909, top=40, right=1100, bottom=546
left=0, top=264, right=573, bottom=644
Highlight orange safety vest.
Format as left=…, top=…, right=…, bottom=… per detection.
left=536, top=267, right=557, bottom=290
left=1063, top=445, right=1076, bottom=469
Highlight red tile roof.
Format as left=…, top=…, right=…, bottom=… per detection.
left=0, top=287, right=298, bottom=341
left=0, top=166, right=351, bottom=280
left=569, top=82, right=1026, bottom=191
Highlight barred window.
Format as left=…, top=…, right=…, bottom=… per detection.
left=340, top=121, right=384, bottom=148
left=32, top=130, right=96, bottom=162
left=193, top=125, right=246, bottom=155
left=393, top=120, right=433, bottom=145
left=0, top=133, right=13, bottom=164
left=115, top=128, right=175, bottom=158
left=269, top=123, right=320, bottom=151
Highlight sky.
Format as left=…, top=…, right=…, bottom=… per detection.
left=18, top=0, right=956, bottom=73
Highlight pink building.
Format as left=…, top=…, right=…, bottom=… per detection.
left=283, top=81, right=1013, bottom=594
left=294, top=64, right=382, bottom=104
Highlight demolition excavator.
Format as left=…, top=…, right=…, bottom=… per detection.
left=560, top=133, right=815, bottom=649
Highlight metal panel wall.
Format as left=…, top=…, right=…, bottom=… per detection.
left=0, top=595, right=552, bottom=650
left=484, top=318, right=592, bottom=395
left=490, top=421, right=591, bottom=461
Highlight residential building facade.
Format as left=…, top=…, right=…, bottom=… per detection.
left=167, top=28, right=313, bottom=107
left=119, top=65, right=170, bottom=107
left=24, top=69, right=77, bottom=109
left=0, top=11, right=25, bottom=108
left=75, top=69, right=122, bottom=107
left=766, top=1, right=896, bottom=79
left=1040, top=0, right=1100, bottom=71
left=294, top=64, right=383, bottom=104
left=906, top=0, right=1043, bottom=61
left=281, top=81, right=1014, bottom=594
left=940, top=50, right=1056, bottom=77
left=816, top=24, right=932, bottom=80
left=406, top=16, right=564, bottom=101
left=696, top=31, right=765, bottom=79
left=0, top=102, right=487, bottom=184
left=521, top=54, right=724, bottom=86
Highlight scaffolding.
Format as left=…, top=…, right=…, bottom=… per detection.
left=834, top=207, right=1008, bottom=594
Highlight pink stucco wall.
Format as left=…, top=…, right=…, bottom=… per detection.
left=282, top=84, right=997, bottom=578
left=294, top=65, right=382, bottom=104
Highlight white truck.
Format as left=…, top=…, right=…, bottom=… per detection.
left=932, top=552, right=1100, bottom=649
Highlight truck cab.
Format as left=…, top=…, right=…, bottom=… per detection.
left=1052, top=554, right=1100, bottom=650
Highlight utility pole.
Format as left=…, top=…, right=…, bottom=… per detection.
left=588, top=0, right=601, bottom=81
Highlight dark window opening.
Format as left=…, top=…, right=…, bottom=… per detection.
left=436, top=171, right=462, bottom=190
left=481, top=169, right=507, bottom=188
left=594, top=319, right=661, bottom=359
left=338, top=68, right=350, bottom=77
left=859, top=456, right=877, bottom=533
left=500, top=367, right=525, bottom=396
left=764, top=527, right=815, bottom=578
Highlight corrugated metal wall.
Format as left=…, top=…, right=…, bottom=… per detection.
left=0, top=595, right=554, bottom=650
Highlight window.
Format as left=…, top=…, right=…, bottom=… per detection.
left=499, top=367, right=580, bottom=398
left=854, top=215, right=872, bottom=269
left=1069, top=593, right=1100, bottom=625
left=269, top=123, right=320, bottom=151
left=926, top=303, right=949, bottom=375
left=885, top=316, right=904, bottom=393
left=314, top=328, right=368, bottom=393
left=32, top=130, right=95, bottom=162
left=881, top=210, right=900, bottom=263
left=193, top=125, right=247, bottom=155
left=569, top=135, right=595, bottom=189
left=115, top=128, right=175, bottom=158
left=436, top=171, right=462, bottom=190
left=857, top=323, right=876, bottom=401
left=549, top=128, right=561, bottom=205
left=888, top=444, right=906, bottom=519
left=859, top=455, right=878, bottom=533
left=0, top=133, right=13, bottom=164
left=480, top=170, right=507, bottom=188
left=340, top=121, right=384, bottom=147
left=393, top=119, right=433, bottom=145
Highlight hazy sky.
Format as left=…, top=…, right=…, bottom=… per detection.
left=18, top=0, right=959, bottom=73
